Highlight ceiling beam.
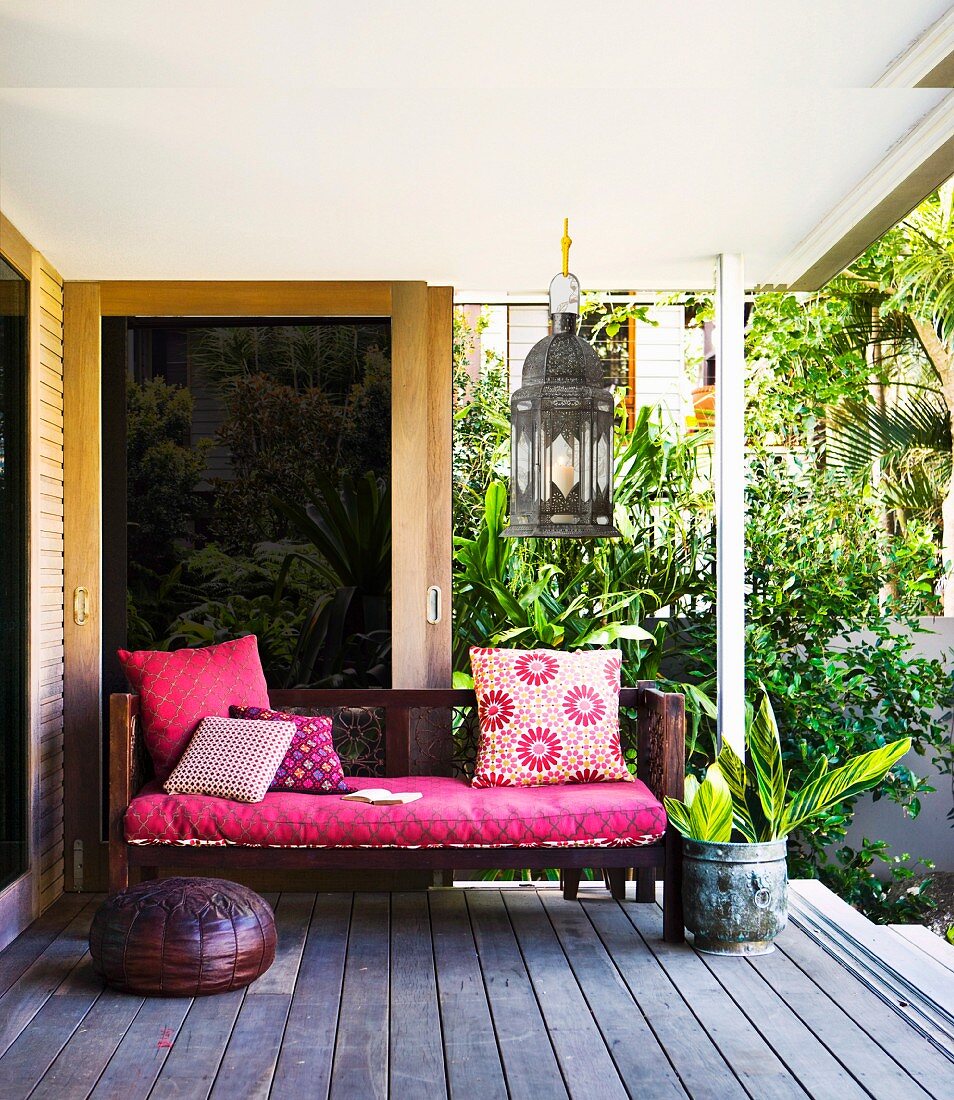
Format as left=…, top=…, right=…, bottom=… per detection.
left=763, top=90, right=954, bottom=292
left=874, top=8, right=954, bottom=89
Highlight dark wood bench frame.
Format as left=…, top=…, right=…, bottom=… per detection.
left=109, top=684, right=685, bottom=942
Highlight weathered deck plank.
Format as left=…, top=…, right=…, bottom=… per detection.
left=583, top=899, right=748, bottom=1100
left=0, top=893, right=92, bottom=999
left=700, top=940, right=878, bottom=1100
left=0, top=886, right=948, bottom=1100
left=0, top=902, right=101, bottom=1060
left=0, top=993, right=96, bottom=1096
left=209, top=993, right=291, bottom=1100
left=31, top=989, right=144, bottom=1099
left=329, top=893, right=390, bottom=1100
left=504, top=890, right=628, bottom=1100
left=389, top=892, right=447, bottom=1100
left=429, top=889, right=508, bottom=1100
left=148, top=989, right=246, bottom=1100
left=271, top=892, right=352, bottom=1100
left=623, top=903, right=809, bottom=1100
left=540, top=891, right=687, bottom=1099
left=88, top=996, right=192, bottom=1099
left=466, top=890, right=567, bottom=1100
left=776, top=921, right=954, bottom=1098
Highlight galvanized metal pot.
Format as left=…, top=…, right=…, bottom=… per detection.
left=682, top=838, right=788, bottom=956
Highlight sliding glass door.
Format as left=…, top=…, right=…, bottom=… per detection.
left=0, top=254, right=28, bottom=891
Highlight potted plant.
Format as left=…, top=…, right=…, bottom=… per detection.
left=664, top=694, right=911, bottom=955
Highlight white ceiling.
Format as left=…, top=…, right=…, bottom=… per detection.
left=0, top=1, right=952, bottom=291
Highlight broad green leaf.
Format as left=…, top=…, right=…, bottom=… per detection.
left=716, top=744, right=758, bottom=842
left=452, top=671, right=474, bottom=689
left=663, top=797, right=692, bottom=839
left=782, top=738, right=911, bottom=836
left=749, top=694, right=787, bottom=837
left=688, top=765, right=733, bottom=843
left=683, top=774, right=700, bottom=807
left=571, top=622, right=654, bottom=647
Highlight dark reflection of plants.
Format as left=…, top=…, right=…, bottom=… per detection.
left=271, top=470, right=391, bottom=687
left=125, top=322, right=392, bottom=687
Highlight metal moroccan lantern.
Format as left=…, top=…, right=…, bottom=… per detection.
left=503, top=221, right=620, bottom=538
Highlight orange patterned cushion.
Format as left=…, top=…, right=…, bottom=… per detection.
left=164, top=716, right=296, bottom=803
left=469, top=647, right=631, bottom=788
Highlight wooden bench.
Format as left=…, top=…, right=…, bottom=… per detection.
left=109, top=684, right=685, bottom=942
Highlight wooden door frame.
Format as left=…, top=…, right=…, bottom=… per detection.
left=63, top=280, right=453, bottom=891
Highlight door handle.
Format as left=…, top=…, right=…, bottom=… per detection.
left=426, top=585, right=442, bottom=625
left=73, top=586, right=90, bottom=626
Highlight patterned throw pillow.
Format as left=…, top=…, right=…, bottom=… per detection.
left=164, top=716, right=297, bottom=803
left=469, top=646, right=631, bottom=788
left=118, top=635, right=271, bottom=782
left=230, top=706, right=354, bottom=794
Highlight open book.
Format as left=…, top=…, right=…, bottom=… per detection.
left=341, top=789, right=422, bottom=806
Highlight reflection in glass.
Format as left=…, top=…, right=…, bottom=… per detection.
left=0, top=255, right=28, bottom=890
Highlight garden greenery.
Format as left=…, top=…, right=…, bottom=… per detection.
left=452, top=283, right=953, bottom=920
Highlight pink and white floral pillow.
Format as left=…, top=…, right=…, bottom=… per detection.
left=469, top=646, right=631, bottom=788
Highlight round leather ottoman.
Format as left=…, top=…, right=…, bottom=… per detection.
left=89, top=877, right=276, bottom=996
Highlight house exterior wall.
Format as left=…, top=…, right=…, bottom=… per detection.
left=502, top=302, right=687, bottom=425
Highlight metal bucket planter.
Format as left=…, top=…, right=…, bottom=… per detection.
left=682, top=838, right=788, bottom=955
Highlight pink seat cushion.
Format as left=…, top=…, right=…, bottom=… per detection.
left=125, top=775, right=666, bottom=849
left=118, top=635, right=270, bottom=782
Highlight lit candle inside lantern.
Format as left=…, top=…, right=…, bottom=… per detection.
left=552, top=455, right=576, bottom=498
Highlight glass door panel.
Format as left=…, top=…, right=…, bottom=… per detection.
left=0, top=255, right=28, bottom=890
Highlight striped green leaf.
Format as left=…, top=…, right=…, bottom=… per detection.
left=684, top=774, right=700, bottom=807
left=687, top=765, right=734, bottom=843
left=749, top=694, right=787, bottom=837
left=663, top=797, right=693, bottom=839
left=781, top=739, right=911, bottom=836
left=716, top=742, right=757, bottom=842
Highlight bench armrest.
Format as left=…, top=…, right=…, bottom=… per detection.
left=635, top=684, right=685, bottom=804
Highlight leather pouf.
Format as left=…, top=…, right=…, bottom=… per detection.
left=89, top=877, right=276, bottom=996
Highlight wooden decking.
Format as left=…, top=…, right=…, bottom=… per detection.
left=0, top=885, right=951, bottom=1100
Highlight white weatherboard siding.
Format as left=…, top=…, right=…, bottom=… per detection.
left=631, top=306, right=687, bottom=428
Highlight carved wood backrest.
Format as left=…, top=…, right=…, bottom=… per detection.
left=109, top=685, right=685, bottom=806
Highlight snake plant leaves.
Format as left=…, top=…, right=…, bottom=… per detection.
left=781, top=738, right=911, bottom=837
left=687, top=765, right=733, bottom=843
left=749, top=694, right=787, bottom=838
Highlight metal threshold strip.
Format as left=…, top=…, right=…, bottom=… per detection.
left=788, top=880, right=954, bottom=1060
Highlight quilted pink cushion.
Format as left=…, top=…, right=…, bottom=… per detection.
left=469, top=647, right=631, bottom=788
left=125, top=775, right=666, bottom=848
left=230, top=706, right=354, bottom=794
left=118, top=635, right=270, bottom=782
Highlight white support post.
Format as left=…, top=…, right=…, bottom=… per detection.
left=715, top=253, right=746, bottom=758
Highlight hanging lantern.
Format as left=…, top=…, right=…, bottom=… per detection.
left=503, top=221, right=620, bottom=538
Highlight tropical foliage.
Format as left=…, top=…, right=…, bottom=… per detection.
left=664, top=695, right=912, bottom=844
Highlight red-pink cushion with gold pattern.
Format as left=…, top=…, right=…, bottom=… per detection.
left=124, top=775, right=666, bottom=849
left=469, top=646, right=631, bottom=788
left=118, top=635, right=270, bottom=782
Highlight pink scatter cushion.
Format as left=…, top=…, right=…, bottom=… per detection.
left=117, top=635, right=270, bottom=782
left=469, top=646, right=632, bottom=789
left=230, top=706, right=354, bottom=795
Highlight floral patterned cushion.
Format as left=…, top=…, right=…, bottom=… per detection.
left=118, top=635, right=271, bottom=782
left=230, top=706, right=354, bottom=795
left=164, top=716, right=296, bottom=803
left=469, top=646, right=631, bottom=788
